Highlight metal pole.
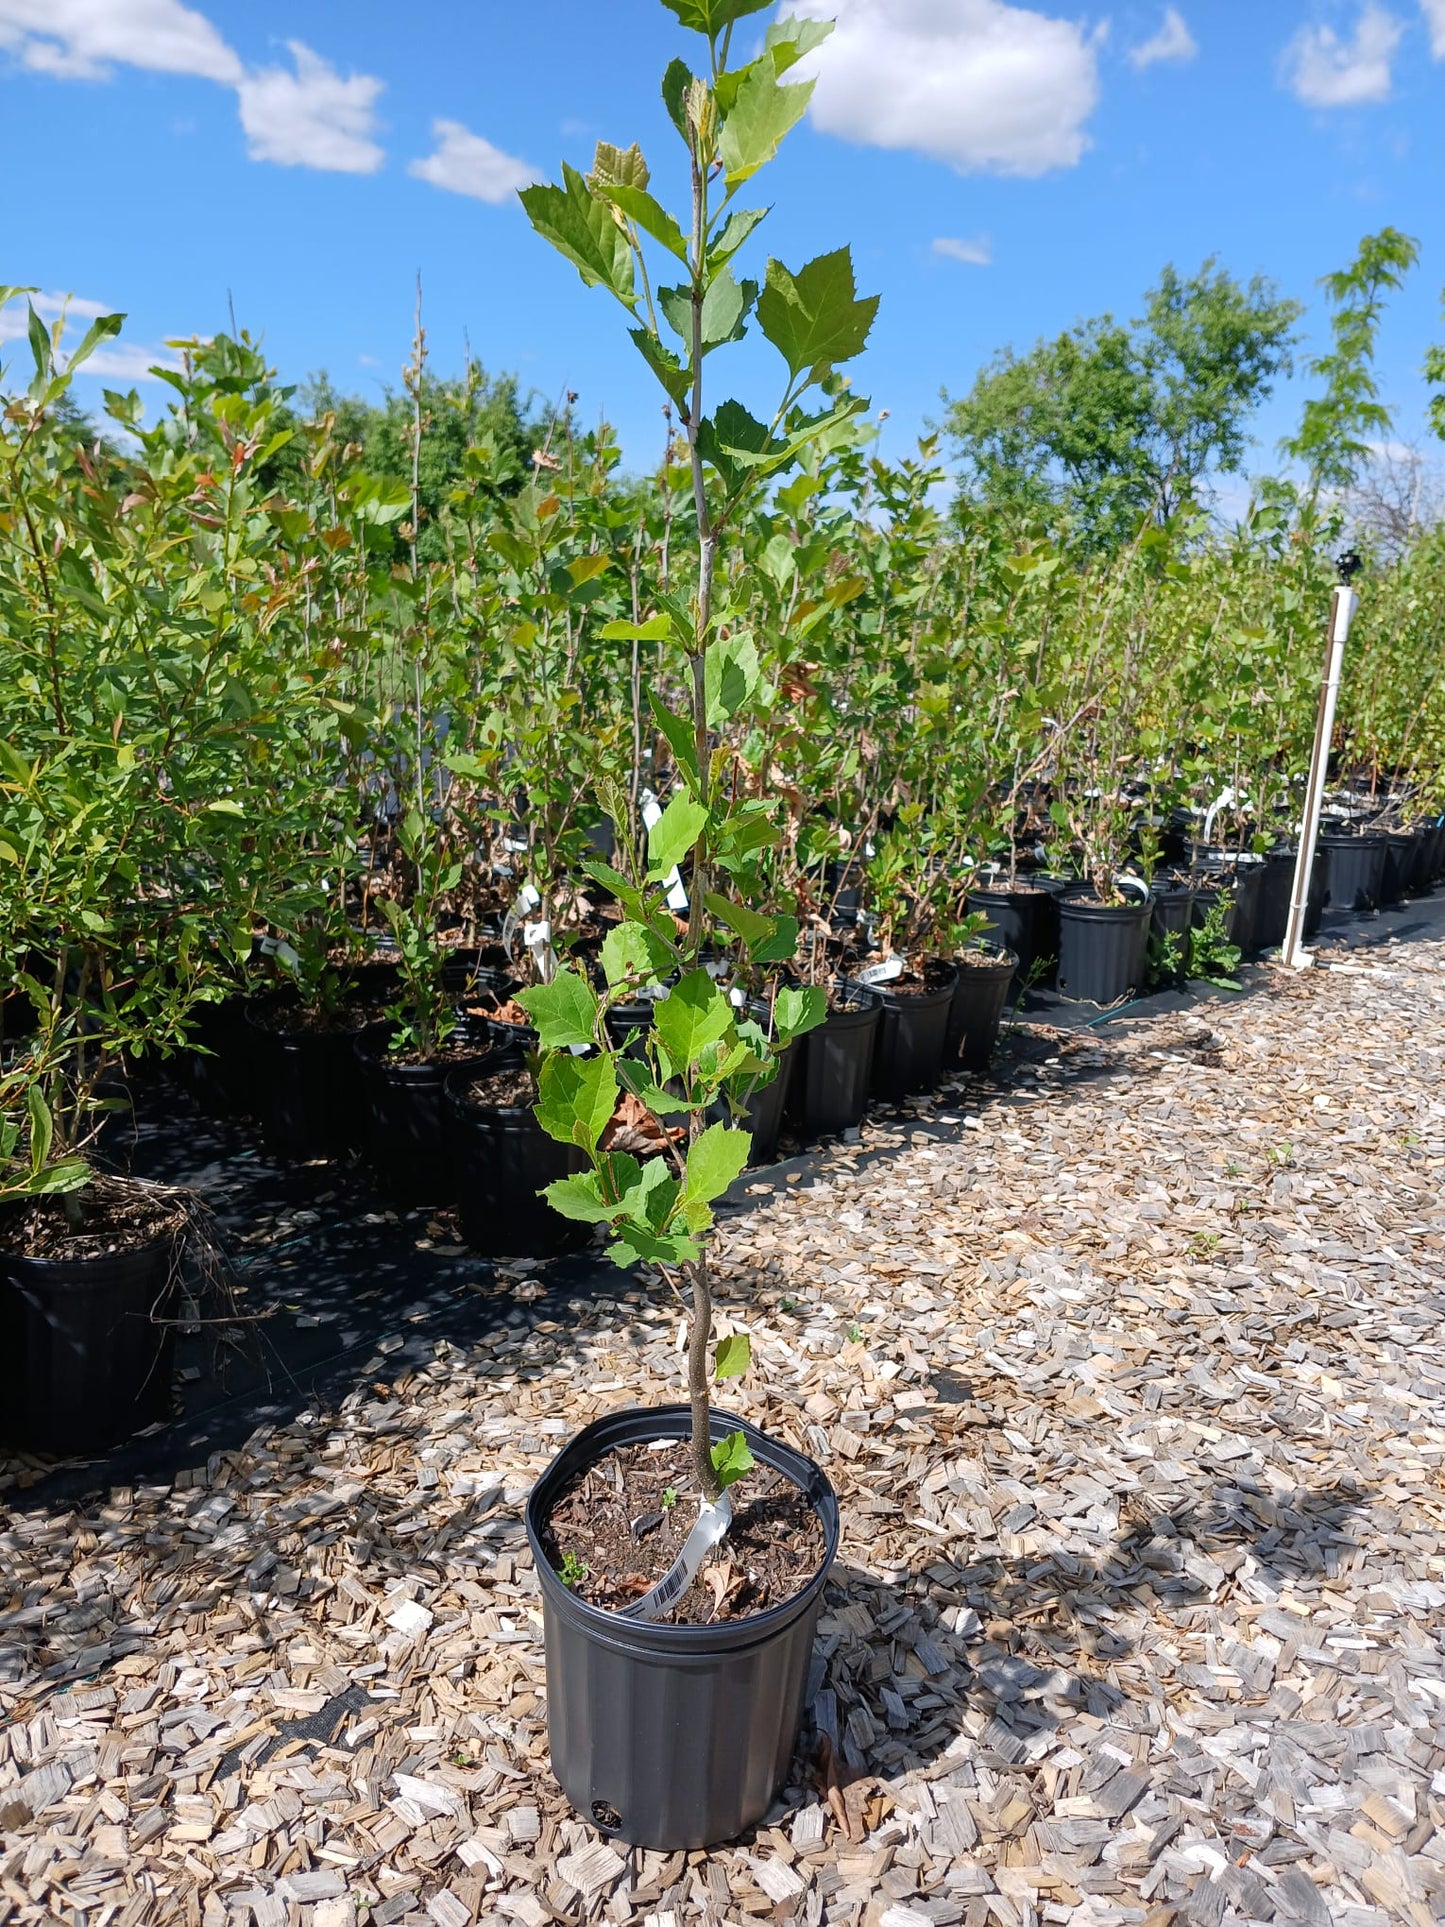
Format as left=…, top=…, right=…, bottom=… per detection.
left=1282, top=571, right=1359, bottom=970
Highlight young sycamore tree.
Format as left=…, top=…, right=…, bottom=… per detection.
left=516, top=0, right=877, bottom=1504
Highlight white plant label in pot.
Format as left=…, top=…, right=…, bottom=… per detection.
left=620, top=1490, right=734, bottom=1622
left=857, top=953, right=905, bottom=986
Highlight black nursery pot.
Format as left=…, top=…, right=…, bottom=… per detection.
left=0, top=1224, right=179, bottom=1456
left=792, top=983, right=882, bottom=1137
left=1321, top=833, right=1387, bottom=914
left=964, top=880, right=1058, bottom=994
left=183, top=993, right=257, bottom=1118
left=355, top=1021, right=495, bottom=1205
left=445, top=1062, right=588, bottom=1259
left=1251, top=849, right=1297, bottom=953
left=741, top=1038, right=798, bottom=1166
left=526, top=1404, right=839, bottom=1851
left=1378, top=829, right=1419, bottom=907
left=246, top=1000, right=369, bottom=1161
left=1057, top=890, right=1152, bottom=1006
left=1149, top=878, right=1195, bottom=979
left=946, top=946, right=1017, bottom=1075
left=864, top=966, right=958, bottom=1101
left=1226, top=859, right=1266, bottom=957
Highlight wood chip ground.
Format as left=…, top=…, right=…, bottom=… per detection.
left=2, top=946, right=1444, bottom=1926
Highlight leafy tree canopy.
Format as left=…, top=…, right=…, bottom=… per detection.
left=943, top=259, right=1301, bottom=549
left=297, top=363, right=548, bottom=560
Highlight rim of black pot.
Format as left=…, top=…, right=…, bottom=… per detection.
left=244, top=991, right=370, bottom=1035
left=353, top=1014, right=496, bottom=1064
left=954, top=938, right=1018, bottom=970
left=526, top=1403, right=840, bottom=1653
left=443, top=1054, right=532, bottom=1118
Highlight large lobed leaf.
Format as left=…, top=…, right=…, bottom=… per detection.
left=756, top=248, right=879, bottom=385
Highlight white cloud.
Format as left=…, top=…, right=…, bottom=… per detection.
left=1280, top=4, right=1403, bottom=106
left=0, top=0, right=240, bottom=83
left=790, top=0, right=1100, bottom=177
left=408, top=119, right=535, bottom=203
left=932, top=234, right=993, bottom=265
left=0, top=6, right=388, bottom=174
left=236, top=41, right=384, bottom=174
left=1128, top=7, right=1197, bottom=69
left=1421, top=0, right=1445, bottom=55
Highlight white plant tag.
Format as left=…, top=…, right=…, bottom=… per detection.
left=858, top=953, right=905, bottom=986
left=620, top=1491, right=733, bottom=1622
left=728, top=985, right=747, bottom=1008
left=517, top=883, right=542, bottom=913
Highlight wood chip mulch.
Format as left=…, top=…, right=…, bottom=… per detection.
left=2, top=945, right=1444, bottom=1927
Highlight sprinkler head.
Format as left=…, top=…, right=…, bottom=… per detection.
left=1337, top=550, right=1362, bottom=584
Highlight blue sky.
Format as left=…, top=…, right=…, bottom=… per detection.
left=2, top=0, right=1444, bottom=497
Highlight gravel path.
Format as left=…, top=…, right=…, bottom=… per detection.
left=1, top=944, right=1443, bottom=1926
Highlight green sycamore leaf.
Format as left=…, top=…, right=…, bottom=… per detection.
left=660, top=0, right=772, bottom=35
left=710, top=1429, right=755, bottom=1489
left=600, top=614, right=672, bottom=643
left=774, top=982, right=827, bottom=1040
left=606, top=1221, right=701, bottom=1269
left=718, top=60, right=813, bottom=187
left=751, top=911, right=801, bottom=964
left=516, top=970, right=599, bottom=1049
left=616, top=1060, right=696, bottom=1115
left=600, top=920, right=673, bottom=989
left=765, top=15, right=834, bottom=72
left=755, top=248, right=879, bottom=384
left=646, top=791, right=708, bottom=877
left=536, top=1053, right=618, bottom=1153
left=695, top=398, right=773, bottom=497
left=590, top=139, right=650, bottom=190
left=628, top=328, right=691, bottom=407
left=714, top=1332, right=751, bottom=1380
left=649, top=693, right=701, bottom=787
left=654, top=971, right=734, bottom=1068
left=708, top=206, right=769, bottom=267
left=598, top=182, right=687, bottom=260
left=704, top=629, right=761, bottom=724
left=712, top=801, right=780, bottom=867
left=543, top=1171, right=616, bottom=1223
left=520, top=163, right=637, bottom=310
left=682, top=1121, right=751, bottom=1206
left=657, top=269, right=757, bottom=353
left=661, top=56, right=696, bottom=136
left=703, top=891, right=772, bottom=949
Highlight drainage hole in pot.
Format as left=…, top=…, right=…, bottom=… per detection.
left=592, top=1801, right=622, bottom=1832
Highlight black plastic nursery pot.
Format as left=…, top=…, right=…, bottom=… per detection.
left=526, top=1404, right=839, bottom=1851
left=1056, top=890, right=1152, bottom=1006
left=1250, top=849, right=1297, bottom=953
left=741, top=1038, right=797, bottom=1165
left=1321, top=833, right=1387, bottom=914
left=0, top=1224, right=179, bottom=1456
left=1378, top=830, right=1419, bottom=907
left=184, top=993, right=257, bottom=1118
left=445, top=1062, right=588, bottom=1259
left=964, top=880, right=1058, bottom=994
left=355, top=1021, right=496, bottom=1205
left=946, top=946, right=1016, bottom=1074
left=792, top=983, right=882, bottom=1136
left=1225, top=859, right=1266, bottom=957
left=1148, top=879, right=1195, bottom=979
left=246, top=1000, right=369, bottom=1162
left=864, top=966, right=958, bottom=1101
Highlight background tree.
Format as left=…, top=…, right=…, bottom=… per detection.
left=943, top=259, right=1300, bottom=549
left=1281, top=226, right=1419, bottom=503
